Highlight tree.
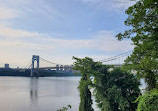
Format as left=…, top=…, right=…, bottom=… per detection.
left=73, top=57, right=141, bottom=111
left=135, top=89, right=158, bottom=111
left=73, top=56, right=94, bottom=111
left=116, top=0, right=158, bottom=90
left=93, top=67, right=141, bottom=111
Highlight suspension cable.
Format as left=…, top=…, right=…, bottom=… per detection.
left=40, top=57, right=66, bottom=66
left=99, top=50, right=132, bottom=63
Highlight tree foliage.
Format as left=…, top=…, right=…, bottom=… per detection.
left=135, top=89, right=158, bottom=111
left=73, top=57, right=141, bottom=111
left=73, top=56, right=94, bottom=111
left=116, top=0, right=158, bottom=90
left=93, top=67, right=141, bottom=111
left=57, top=105, right=71, bottom=111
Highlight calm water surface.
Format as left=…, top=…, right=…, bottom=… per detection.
left=0, top=77, right=81, bottom=111
left=0, top=76, right=145, bottom=111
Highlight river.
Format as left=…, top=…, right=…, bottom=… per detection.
left=0, top=76, right=146, bottom=111
left=0, top=77, right=82, bottom=111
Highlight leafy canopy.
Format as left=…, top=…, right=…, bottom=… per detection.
left=73, top=57, right=141, bottom=111
left=116, top=0, right=158, bottom=90
left=73, top=56, right=94, bottom=111
left=135, top=89, right=158, bottom=111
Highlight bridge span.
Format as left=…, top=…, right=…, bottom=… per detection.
left=29, top=55, right=124, bottom=77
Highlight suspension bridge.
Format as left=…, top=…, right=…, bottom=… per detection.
left=0, top=51, right=132, bottom=77
left=29, top=55, right=74, bottom=77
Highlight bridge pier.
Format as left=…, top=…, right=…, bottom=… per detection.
left=31, top=55, right=39, bottom=77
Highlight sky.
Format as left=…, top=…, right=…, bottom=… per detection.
left=0, top=0, right=137, bottom=68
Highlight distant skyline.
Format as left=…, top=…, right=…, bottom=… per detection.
left=0, top=0, right=137, bottom=67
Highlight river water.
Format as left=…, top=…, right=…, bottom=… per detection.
left=0, top=76, right=145, bottom=111
left=0, top=77, right=82, bottom=111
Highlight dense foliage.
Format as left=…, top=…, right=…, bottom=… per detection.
left=116, top=0, right=158, bottom=90
left=73, top=57, right=94, bottom=111
left=73, top=57, right=141, bottom=111
left=135, top=89, right=158, bottom=111
left=92, top=65, right=141, bottom=111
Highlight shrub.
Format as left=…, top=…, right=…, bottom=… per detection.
left=135, top=89, right=158, bottom=111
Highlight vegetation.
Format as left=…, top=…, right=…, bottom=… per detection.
left=94, top=68, right=140, bottom=111
left=73, top=57, right=94, bottom=111
left=71, top=1, right=158, bottom=111
left=116, top=0, right=158, bottom=90
left=135, top=89, right=158, bottom=111
left=73, top=57, right=141, bottom=111
left=115, top=0, right=158, bottom=110
left=57, top=105, right=71, bottom=111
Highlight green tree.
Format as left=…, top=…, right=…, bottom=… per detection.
left=73, top=56, right=94, bottom=111
left=135, top=89, right=158, bottom=111
left=116, top=0, right=158, bottom=90
left=93, top=67, right=141, bottom=111
left=73, top=57, right=141, bottom=111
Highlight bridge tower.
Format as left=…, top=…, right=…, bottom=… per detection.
left=31, top=55, right=39, bottom=77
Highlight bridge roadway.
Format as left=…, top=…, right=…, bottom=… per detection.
left=38, top=64, right=122, bottom=70
left=39, top=66, right=73, bottom=70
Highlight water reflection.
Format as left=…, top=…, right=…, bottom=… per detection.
left=0, top=77, right=81, bottom=111
left=30, top=77, right=38, bottom=111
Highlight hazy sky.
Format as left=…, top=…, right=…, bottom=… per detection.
left=0, top=0, right=137, bottom=67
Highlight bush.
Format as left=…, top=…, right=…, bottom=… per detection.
left=135, top=89, right=158, bottom=111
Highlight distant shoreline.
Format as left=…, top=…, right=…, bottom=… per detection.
left=0, top=68, right=77, bottom=77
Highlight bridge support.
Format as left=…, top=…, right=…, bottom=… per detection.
left=31, top=55, right=39, bottom=77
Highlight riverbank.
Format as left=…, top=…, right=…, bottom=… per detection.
left=0, top=68, right=76, bottom=77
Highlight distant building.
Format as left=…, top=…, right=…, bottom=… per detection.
left=5, top=64, right=9, bottom=69
left=60, top=65, right=63, bottom=71
left=56, top=65, right=59, bottom=71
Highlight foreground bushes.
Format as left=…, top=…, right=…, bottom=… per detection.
left=136, top=89, right=158, bottom=111
left=73, top=57, right=141, bottom=111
